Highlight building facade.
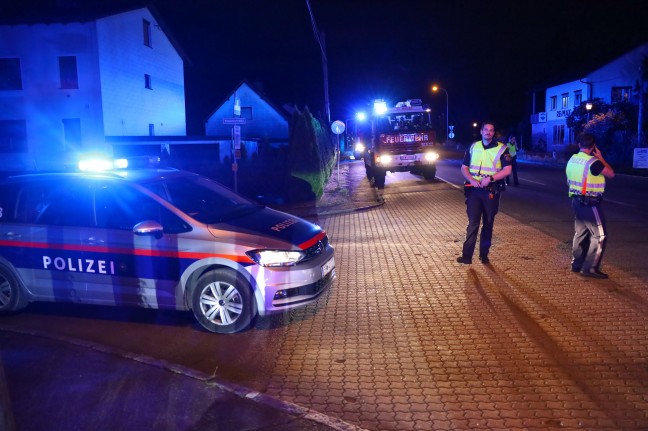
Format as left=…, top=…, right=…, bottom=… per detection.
left=205, top=81, right=290, bottom=163
left=531, top=42, right=648, bottom=153
left=0, top=7, right=186, bottom=171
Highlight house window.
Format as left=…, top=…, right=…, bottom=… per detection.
left=143, top=19, right=152, bottom=47
left=241, top=107, right=253, bottom=120
left=144, top=74, right=152, bottom=89
left=574, top=90, right=582, bottom=106
left=611, top=86, right=632, bottom=103
left=149, top=124, right=155, bottom=136
left=0, top=120, right=28, bottom=153
left=59, top=56, right=79, bottom=89
left=550, top=96, right=557, bottom=110
left=553, top=124, right=565, bottom=145
left=62, top=118, right=81, bottom=151
left=561, top=93, right=569, bottom=109
left=0, top=58, right=23, bottom=90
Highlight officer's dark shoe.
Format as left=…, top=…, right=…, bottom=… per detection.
left=571, top=266, right=581, bottom=273
left=580, top=269, right=609, bottom=279
left=479, top=255, right=490, bottom=264
left=456, top=256, right=472, bottom=264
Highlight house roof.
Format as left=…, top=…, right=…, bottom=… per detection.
left=206, top=79, right=292, bottom=124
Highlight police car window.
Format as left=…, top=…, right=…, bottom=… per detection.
left=34, top=180, right=94, bottom=227
left=142, top=176, right=261, bottom=224
left=93, top=182, right=190, bottom=233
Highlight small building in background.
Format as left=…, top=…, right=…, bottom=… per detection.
left=205, top=80, right=291, bottom=163
left=531, top=42, right=648, bottom=153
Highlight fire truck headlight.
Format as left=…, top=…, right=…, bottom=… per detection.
left=424, top=151, right=439, bottom=161
left=354, top=142, right=365, bottom=153
left=377, top=154, right=392, bottom=164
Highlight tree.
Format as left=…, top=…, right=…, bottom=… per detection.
left=567, top=99, right=638, bottom=166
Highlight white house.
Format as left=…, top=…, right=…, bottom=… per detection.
left=205, top=81, right=291, bottom=163
left=531, top=42, right=648, bottom=152
left=0, top=6, right=186, bottom=171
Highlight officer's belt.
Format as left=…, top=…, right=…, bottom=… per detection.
left=572, top=195, right=602, bottom=206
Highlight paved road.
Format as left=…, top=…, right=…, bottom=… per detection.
left=2, top=160, right=648, bottom=430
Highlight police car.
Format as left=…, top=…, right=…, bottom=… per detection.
left=0, top=160, right=335, bottom=333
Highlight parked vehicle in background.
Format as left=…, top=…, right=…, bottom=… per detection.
left=0, top=159, right=335, bottom=333
left=358, top=99, right=439, bottom=188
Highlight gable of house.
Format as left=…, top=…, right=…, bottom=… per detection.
left=205, top=81, right=290, bottom=141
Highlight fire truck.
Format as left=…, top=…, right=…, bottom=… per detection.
left=356, top=99, right=439, bottom=188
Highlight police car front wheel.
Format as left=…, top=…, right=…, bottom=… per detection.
left=192, top=269, right=255, bottom=334
left=0, top=265, right=28, bottom=313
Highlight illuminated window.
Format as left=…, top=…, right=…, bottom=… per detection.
left=143, top=19, right=152, bottom=47
left=144, top=74, right=152, bottom=89
left=574, top=90, right=582, bottom=106
left=550, top=96, right=557, bottom=110
left=561, top=93, right=569, bottom=109
left=611, top=86, right=631, bottom=103
left=0, top=58, right=22, bottom=90
left=59, top=56, right=78, bottom=89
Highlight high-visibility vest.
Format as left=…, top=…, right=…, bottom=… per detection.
left=566, top=152, right=605, bottom=197
left=506, top=142, right=517, bottom=157
left=468, top=141, right=507, bottom=180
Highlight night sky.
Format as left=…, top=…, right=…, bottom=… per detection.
left=5, top=0, right=648, bottom=139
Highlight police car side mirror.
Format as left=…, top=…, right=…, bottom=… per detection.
left=133, top=220, right=164, bottom=239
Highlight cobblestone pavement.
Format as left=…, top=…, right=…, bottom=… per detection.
left=267, top=161, right=648, bottom=431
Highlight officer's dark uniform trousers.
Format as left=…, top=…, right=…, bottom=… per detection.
left=571, top=197, right=607, bottom=272
left=462, top=187, right=501, bottom=259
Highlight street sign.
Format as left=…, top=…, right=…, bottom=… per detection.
left=233, top=125, right=241, bottom=149
left=223, top=118, right=247, bottom=124
left=448, top=132, right=455, bottom=139
left=331, top=120, right=345, bottom=135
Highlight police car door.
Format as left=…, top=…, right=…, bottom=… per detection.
left=89, top=180, right=189, bottom=310
left=22, top=178, right=95, bottom=302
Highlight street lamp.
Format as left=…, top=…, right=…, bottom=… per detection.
left=432, top=85, right=449, bottom=142
left=585, top=102, right=593, bottom=121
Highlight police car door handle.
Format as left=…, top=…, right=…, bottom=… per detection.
left=3, top=232, right=21, bottom=238
left=85, top=237, right=105, bottom=245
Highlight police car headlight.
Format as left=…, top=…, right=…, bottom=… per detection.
left=424, top=151, right=439, bottom=161
left=354, top=142, right=365, bottom=152
left=246, top=250, right=306, bottom=267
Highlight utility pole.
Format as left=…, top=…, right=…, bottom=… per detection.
left=305, top=0, right=331, bottom=124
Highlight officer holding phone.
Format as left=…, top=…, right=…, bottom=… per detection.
left=566, top=133, right=615, bottom=278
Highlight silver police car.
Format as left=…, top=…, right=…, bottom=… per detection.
left=0, top=165, right=335, bottom=333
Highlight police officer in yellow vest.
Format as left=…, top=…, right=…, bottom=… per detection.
left=457, top=121, right=512, bottom=264
left=505, top=135, right=519, bottom=186
left=566, top=133, right=615, bottom=278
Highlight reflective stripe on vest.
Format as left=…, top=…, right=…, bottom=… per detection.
left=566, top=152, right=605, bottom=197
left=468, top=141, right=506, bottom=179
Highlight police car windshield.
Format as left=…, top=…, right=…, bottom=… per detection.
left=141, top=175, right=262, bottom=224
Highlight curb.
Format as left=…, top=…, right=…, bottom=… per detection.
left=0, top=326, right=370, bottom=431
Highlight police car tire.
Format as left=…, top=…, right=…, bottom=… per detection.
left=192, top=269, right=254, bottom=334
left=0, top=265, right=28, bottom=313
